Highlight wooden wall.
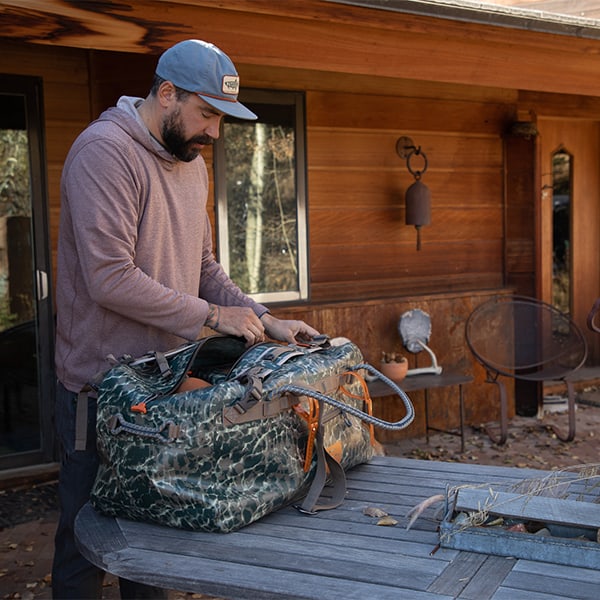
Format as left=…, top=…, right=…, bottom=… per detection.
left=9, top=35, right=600, bottom=438
left=271, top=289, right=514, bottom=441
left=0, top=41, right=91, bottom=278
left=305, top=90, right=512, bottom=302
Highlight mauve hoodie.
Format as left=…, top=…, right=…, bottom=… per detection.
left=55, top=95, right=266, bottom=392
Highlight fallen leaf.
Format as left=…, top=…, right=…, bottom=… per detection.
left=363, top=506, right=388, bottom=518
left=377, top=516, right=398, bottom=526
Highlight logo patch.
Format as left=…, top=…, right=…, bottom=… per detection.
left=222, top=75, right=239, bottom=96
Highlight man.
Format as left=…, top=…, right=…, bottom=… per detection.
left=53, top=39, right=319, bottom=599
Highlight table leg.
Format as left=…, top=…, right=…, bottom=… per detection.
left=459, top=384, right=465, bottom=453
left=424, top=389, right=430, bottom=445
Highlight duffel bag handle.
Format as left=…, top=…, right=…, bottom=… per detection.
left=272, top=362, right=415, bottom=431
left=107, top=413, right=180, bottom=442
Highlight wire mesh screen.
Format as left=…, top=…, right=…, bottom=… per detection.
left=466, top=296, right=587, bottom=381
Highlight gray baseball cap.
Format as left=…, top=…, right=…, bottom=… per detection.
left=156, top=39, right=257, bottom=120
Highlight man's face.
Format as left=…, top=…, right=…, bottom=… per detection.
left=161, top=94, right=223, bottom=162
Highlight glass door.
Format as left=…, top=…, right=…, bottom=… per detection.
left=0, top=75, right=55, bottom=469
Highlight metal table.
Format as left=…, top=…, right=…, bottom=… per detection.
left=368, top=371, right=472, bottom=452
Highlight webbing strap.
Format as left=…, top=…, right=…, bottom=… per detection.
left=153, top=351, right=172, bottom=378
left=222, top=373, right=349, bottom=427
left=75, top=386, right=91, bottom=451
left=298, top=409, right=346, bottom=513
left=222, top=394, right=297, bottom=426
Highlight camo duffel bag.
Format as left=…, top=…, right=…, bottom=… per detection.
left=89, top=335, right=414, bottom=532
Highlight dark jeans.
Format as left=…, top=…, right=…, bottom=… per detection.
left=52, top=381, right=167, bottom=599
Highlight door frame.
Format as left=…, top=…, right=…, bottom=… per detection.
left=537, top=117, right=600, bottom=364
left=0, top=74, right=55, bottom=470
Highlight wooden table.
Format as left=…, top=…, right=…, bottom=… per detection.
left=74, top=456, right=600, bottom=599
left=368, top=371, right=472, bottom=451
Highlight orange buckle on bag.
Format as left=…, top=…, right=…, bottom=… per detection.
left=293, top=398, right=320, bottom=472
left=131, top=402, right=147, bottom=414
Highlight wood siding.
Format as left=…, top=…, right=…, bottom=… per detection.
left=305, top=90, right=510, bottom=302
left=3, top=0, right=600, bottom=437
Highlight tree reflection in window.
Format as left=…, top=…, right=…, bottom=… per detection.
left=215, top=91, right=308, bottom=303
left=552, top=148, right=571, bottom=315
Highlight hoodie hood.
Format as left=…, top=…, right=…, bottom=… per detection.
left=96, top=95, right=177, bottom=164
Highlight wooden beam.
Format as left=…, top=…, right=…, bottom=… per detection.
left=2, top=1, right=600, bottom=97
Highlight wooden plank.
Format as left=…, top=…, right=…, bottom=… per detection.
left=458, top=554, right=515, bottom=600
left=309, top=208, right=503, bottom=245
left=308, top=169, right=503, bottom=210
left=427, top=551, right=487, bottom=596
left=511, top=557, right=600, bottom=585
left=243, top=63, right=517, bottom=104
left=309, top=240, right=503, bottom=281
left=307, top=92, right=510, bottom=134
left=519, top=90, right=600, bottom=119
left=119, top=525, right=444, bottom=590
left=74, top=503, right=129, bottom=569
left=101, top=546, right=447, bottom=600
left=499, top=568, right=600, bottom=599
left=307, top=129, right=503, bottom=169
left=309, top=273, right=505, bottom=306
left=455, top=488, right=600, bottom=528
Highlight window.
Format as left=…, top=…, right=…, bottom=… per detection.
left=552, top=148, right=572, bottom=315
left=214, top=90, right=308, bottom=303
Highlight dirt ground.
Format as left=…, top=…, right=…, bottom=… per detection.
left=383, top=397, right=600, bottom=470
left=1, top=399, right=599, bottom=600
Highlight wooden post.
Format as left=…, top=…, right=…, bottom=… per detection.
left=504, top=119, right=542, bottom=417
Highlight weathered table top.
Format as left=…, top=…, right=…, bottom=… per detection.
left=75, top=456, right=600, bottom=599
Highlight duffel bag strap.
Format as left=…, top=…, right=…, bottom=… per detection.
left=296, top=401, right=347, bottom=515
left=75, top=385, right=93, bottom=451
left=74, top=366, right=107, bottom=451
left=271, top=362, right=415, bottom=431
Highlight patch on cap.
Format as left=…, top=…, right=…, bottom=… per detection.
left=222, top=75, right=239, bottom=96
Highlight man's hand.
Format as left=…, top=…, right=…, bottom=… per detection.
left=260, top=313, right=320, bottom=344
left=205, top=304, right=266, bottom=346
left=205, top=305, right=320, bottom=346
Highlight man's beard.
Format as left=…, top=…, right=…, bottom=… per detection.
left=161, top=109, right=214, bottom=162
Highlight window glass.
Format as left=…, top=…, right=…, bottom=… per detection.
left=552, top=149, right=572, bottom=315
left=215, top=91, right=307, bottom=303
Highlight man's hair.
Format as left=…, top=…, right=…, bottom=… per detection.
left=150, top=74, right=193, bottom=101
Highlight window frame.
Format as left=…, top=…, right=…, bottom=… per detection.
left=213, top=89, right=309, bottom=304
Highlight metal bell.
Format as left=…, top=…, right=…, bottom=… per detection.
left=405, top=179, right=431, bottom=250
